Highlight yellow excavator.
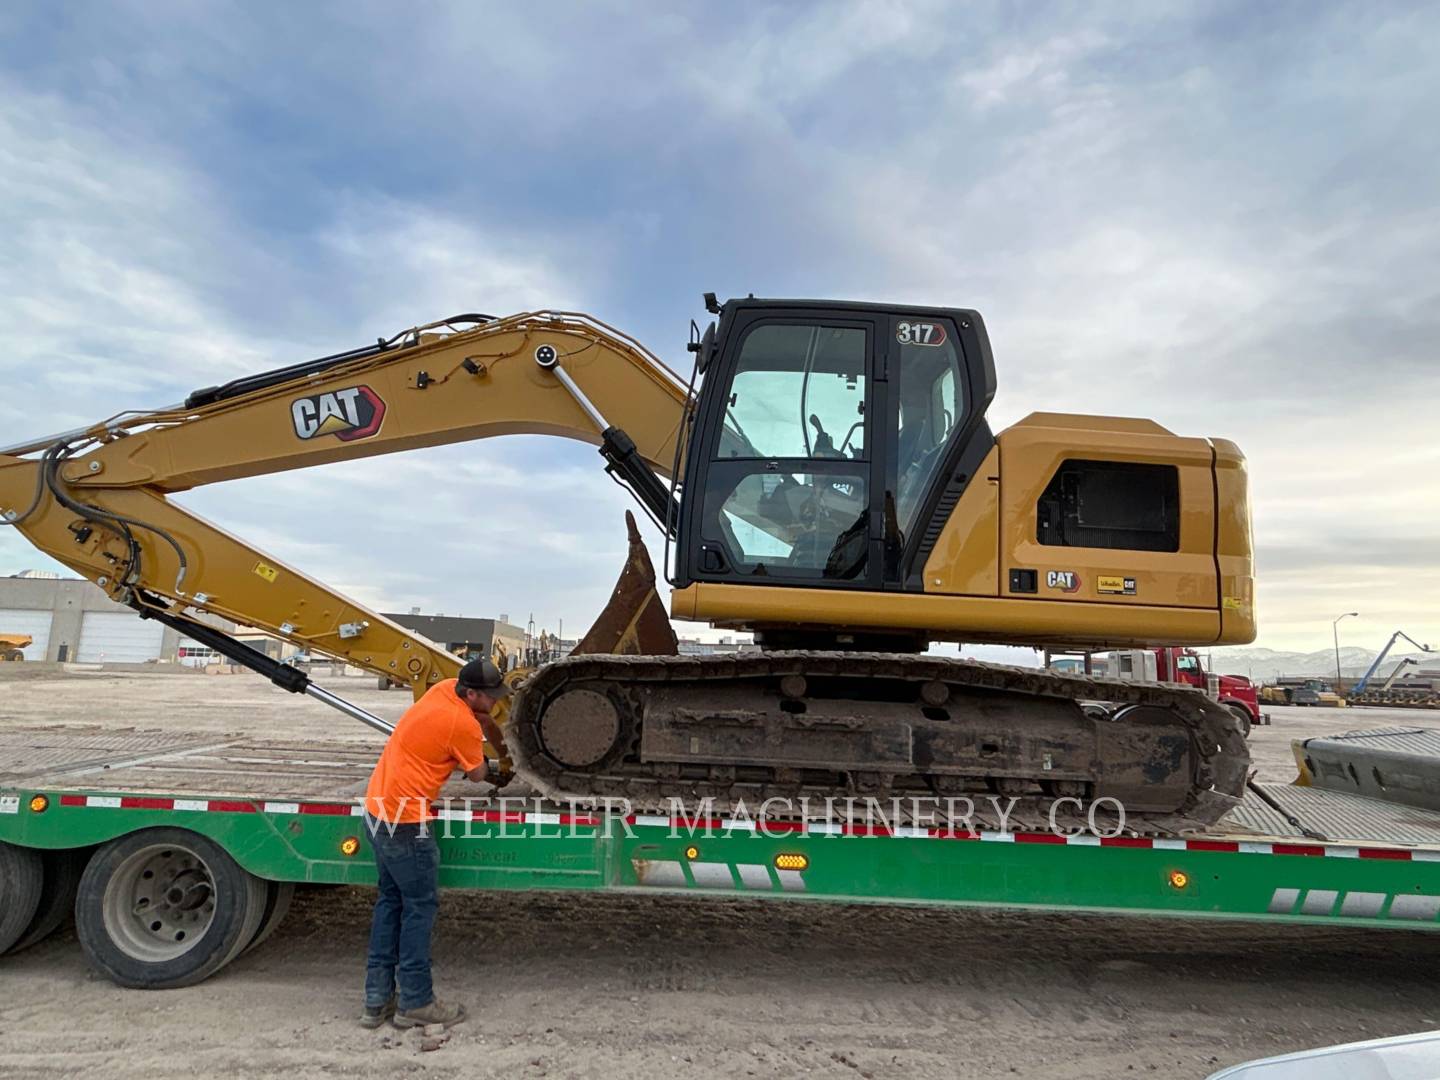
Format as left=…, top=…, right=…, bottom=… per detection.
left=0, top=297, right=1254, bottom=830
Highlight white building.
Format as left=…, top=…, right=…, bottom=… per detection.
left=0, top=573, right=233, bottom=664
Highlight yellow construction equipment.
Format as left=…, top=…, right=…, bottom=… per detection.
left=0, top=634, right=31, bottom=662
left=0, top=298, right=1254, bottom=830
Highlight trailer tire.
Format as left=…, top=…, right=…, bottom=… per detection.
left=242, top=880, right=295, bottom=956
left=1225, top=703, right=1253, bottom=739
left=0, top=842, right=45, bottom=954
left=76, top=828, right=266, bottom=989
left=7, top=847, right=89, bottom=955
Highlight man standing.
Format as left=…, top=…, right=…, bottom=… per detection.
left=360, top=657, right=512, bottom=1029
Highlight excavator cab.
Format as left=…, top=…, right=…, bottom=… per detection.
left=676, top=300, right=995, bottom=601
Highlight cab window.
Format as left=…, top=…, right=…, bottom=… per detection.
left=718, top=325, right=867, bottom=460
left=893, top=321, right=964, bottom=536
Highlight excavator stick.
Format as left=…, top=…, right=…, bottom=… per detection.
left=572, top=512, right=679, bottom=658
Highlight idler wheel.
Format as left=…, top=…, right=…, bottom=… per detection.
left=539, top=688, right=623, bottom=768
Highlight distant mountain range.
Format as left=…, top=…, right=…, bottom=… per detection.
left=1209, top=645, right=1438, bottom=682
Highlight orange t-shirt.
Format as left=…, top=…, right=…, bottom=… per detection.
left=364, top=679, right=487, bottom=823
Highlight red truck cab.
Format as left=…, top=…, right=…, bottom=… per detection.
left=1155, top=647, right=1262, bottom=734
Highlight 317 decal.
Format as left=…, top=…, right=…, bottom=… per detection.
left=291, top=386, right=386, bottom=442
left=896, top=321, right=947, bottom=346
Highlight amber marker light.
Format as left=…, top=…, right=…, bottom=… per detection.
left=340, top=836, right=361, bottom=856
left=684, top=845, right=700, bottom=860
left=774, top=853, right=809, bottom=872
left=1168, top=870, right=1190, bottom=890
left=28, top=794, right=48, bottom=813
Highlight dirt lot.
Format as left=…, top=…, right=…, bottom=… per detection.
left=2, top=668, right=1439, bottom=1079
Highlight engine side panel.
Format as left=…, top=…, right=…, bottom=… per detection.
left=993, top=414, right=1219, bottom=611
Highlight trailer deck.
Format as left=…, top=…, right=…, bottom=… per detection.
left=5, top=724, right=1440, bottom=936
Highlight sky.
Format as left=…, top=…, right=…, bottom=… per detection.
left=0, top=0, right=1436, bottom=656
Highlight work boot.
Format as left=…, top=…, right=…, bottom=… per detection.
left=359, top=996, right=396, bottom=1029
left=393, top=999, right=467, bottom=1029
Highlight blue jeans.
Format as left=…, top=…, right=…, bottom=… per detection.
left=364, top=816, right=440, bottom=1011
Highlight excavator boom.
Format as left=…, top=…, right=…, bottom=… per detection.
left=0, top=311, right=688, bottom=699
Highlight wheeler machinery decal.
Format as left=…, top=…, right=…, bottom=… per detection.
left=1097, top=575, right=1137, bottom=596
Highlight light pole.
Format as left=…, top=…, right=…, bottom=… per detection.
left=1333, top=612, right=1358, bottom=693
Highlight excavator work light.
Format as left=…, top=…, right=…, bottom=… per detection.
left=774, top=853, right=809, bottom=872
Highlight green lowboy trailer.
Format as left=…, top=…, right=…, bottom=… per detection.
left=3, top=726, right=1440, bottom=989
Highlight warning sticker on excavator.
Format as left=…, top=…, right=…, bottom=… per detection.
left=1097, top=575, right=1137, bottom=595
left=253, top=561, right=279, bottom=583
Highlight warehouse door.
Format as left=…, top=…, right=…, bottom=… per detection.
left=77, top=611, right=165, bottom=663
left=176, top=637, right=222, bottom=668
left=0, top=609, right=53, bottom=661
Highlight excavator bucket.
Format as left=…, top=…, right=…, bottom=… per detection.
left=573, top=512, right=679, bottom=657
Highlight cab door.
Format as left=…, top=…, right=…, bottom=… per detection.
left=680, top=310, right=883, bottom=590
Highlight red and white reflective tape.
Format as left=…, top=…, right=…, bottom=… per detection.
left=55, top=794, right=598, bottom=826
left=46, top=795, right=1440, bottom=861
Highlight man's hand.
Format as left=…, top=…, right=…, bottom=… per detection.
left=487, top=759, right=515, bottom=788
left=463, top=759, right=515, bottom=787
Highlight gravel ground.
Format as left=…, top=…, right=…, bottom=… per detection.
left=2, top=667, right=1438, bottom=1079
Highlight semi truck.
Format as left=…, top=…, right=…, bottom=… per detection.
left=1050, top=646, right=1264, bottom=734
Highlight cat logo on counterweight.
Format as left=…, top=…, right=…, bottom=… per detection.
left=290, top=386, right=386, bottom=442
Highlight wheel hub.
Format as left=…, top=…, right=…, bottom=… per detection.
left=104, top=845, right=217, bottom=961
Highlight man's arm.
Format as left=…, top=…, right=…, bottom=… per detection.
left=475, top=710, right=510, bottom=762
left=460, top=712, right=512, bottom=785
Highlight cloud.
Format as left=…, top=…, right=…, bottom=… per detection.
left=2, top=1, right=1438, bottom=654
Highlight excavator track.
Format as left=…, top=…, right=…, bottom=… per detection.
left=506, top=652, right=1250, bottom=835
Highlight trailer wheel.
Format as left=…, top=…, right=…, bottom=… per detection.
left=0, top=842, right=45, bottom=954
left=242, top=880, right=295, bottom=956
left=7, top=848, right=89, bottom=955
left=76, top=828, right=266, bottom=989
left=1225, top=703, right=1253, bottom=739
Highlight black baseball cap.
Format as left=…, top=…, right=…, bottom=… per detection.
left=456, top=658, right=511, bottom=701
